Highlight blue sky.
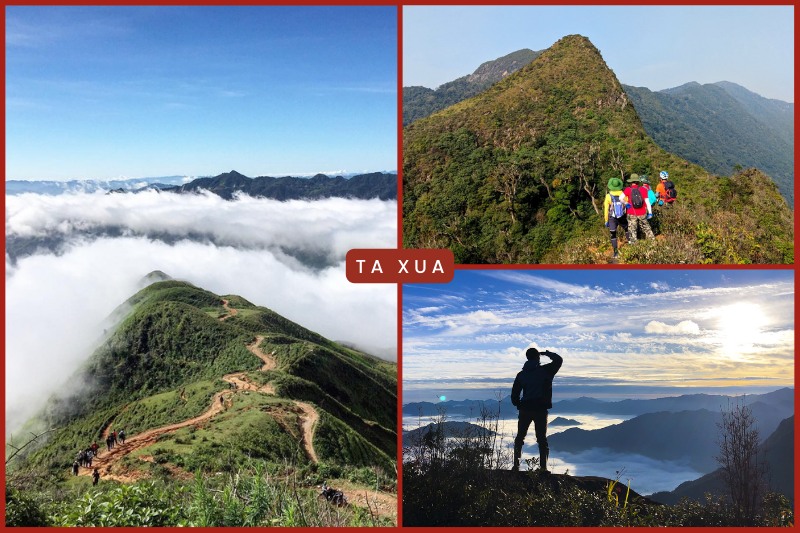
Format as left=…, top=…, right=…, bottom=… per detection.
left=404, top=6, right=794, bottom=102
left=402, top=269, right=794, bottom=403
left=6, top=6, right=397, bottom=181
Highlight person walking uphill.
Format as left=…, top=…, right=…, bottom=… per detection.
left=623, top=174, right=655, bottom=243
left=603, top=177, right=628, bottom=259
left=511, top=347, right=563, bottom=473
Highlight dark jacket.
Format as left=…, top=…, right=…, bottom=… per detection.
left=511, top=352, right=563, bottom=410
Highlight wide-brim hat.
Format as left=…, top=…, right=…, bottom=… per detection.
left=640, top=175, right=650, bottom=184
left=607, top=177, right=623, bottom=190
left=626, top=173, right=640, bottom=183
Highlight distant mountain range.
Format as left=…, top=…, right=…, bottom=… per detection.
left=548, top=401, right=790, bottom=473
left=624, top=81, right=794, bottom=206
left=403, top=46, right=793, bottom=207
left=402, top=387, right=793, bottom=419
left=403, top=421, right=495, bottom=441
left=5, top=176, right=189, bottom=195
left=161, top=170, right=397, bottom=201
left=6, top=171, right=398, bottom=201
left=404, top=388, right=793, bottom=476
left=403, top=389, right=793, bottom=501
left=403, top=48, right=542, bottom=125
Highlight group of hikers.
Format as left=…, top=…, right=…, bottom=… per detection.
left=70, top=429, right=127, bottom=485
left=603, top=170, right=678, bottom=258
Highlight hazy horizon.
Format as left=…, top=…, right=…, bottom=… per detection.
left=4, top=168, right=399, bottom=184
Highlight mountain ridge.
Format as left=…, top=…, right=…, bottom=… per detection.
left=164, top=170, right=397, bottom=201
left=648, top=415, right=794, bottom=504
left=402, top=35, right=793, bottom=264
left=403, top=46, right=793, bottom=208
left=19, top=277, right=397, bottom=477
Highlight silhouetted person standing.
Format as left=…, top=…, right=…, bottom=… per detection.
left=511, top=347, right=563, bottom=473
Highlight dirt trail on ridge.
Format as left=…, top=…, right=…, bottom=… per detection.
left=80, top=328, right=320, bottom=481
left=219, top=299, right=238, bottom=321
left=295, top=401, right=319, bottom=463
left=246, top=335, right=277, bottom=371
left=72, top=297, right=387, bottom=517
left=80, top=390, right=232, bottom=481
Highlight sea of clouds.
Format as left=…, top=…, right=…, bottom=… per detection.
left=402, top=413, right=704, bottom=496
left=6, top=190, right=397, bottom=434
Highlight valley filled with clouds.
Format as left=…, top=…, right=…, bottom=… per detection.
left=6, top=190, right=397, bottom=433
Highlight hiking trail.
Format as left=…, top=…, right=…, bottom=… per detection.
left=82, top=305, right=318, bottom=478
left=219, top=298, right=238, bottom=321
left=72, top=299, right=393, bottom=520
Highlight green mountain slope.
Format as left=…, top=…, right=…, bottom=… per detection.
left=404, top=48, right=792, bottom=209
left=402, top=35, right=793, bottom=264
left=625, top=82, right=794, bottom=206
left=18, top=279, right=397, bottom=477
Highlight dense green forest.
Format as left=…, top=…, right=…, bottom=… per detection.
left=7, top=278, right=397, bottom=526
left=402, top=35, right=793, bottom=264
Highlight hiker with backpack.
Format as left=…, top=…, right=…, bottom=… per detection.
left=118, top=429, right=126, bottom=445
left=623, top=174, right=655, bottom=243
left=511, top=347, right=563, bottom=473
left=656, top=170, right=677, bottom=205
left=603, top=177, right=628, bottom=259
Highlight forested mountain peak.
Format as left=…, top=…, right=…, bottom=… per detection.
left=403, top=35, right=793, bottom=264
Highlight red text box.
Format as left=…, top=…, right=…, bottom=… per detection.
left=346, top=249, right=454, bottom=283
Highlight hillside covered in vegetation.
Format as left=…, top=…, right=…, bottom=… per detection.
left=6, top=277, right=397, bottom=526
left=402, top=35, right=793, bottom=264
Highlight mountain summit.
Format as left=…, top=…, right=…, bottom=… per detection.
left=402, top=35, right=793, bottom=264
left=15, top=278, right=396, bottom=488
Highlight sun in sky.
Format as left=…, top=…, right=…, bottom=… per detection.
left=707, top=302, right=771, bottom=361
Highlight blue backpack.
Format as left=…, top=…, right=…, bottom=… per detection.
left=609, top=193, right=626, bottom=219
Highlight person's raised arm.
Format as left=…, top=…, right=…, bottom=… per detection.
left=542, top=350, right=563, bottom=374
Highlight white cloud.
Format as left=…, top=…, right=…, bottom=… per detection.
left=482, top=271, right=608, bottom=299
left=6, top=191, right=396, bottom=263
left=645, top=320, right=701, bottom=335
